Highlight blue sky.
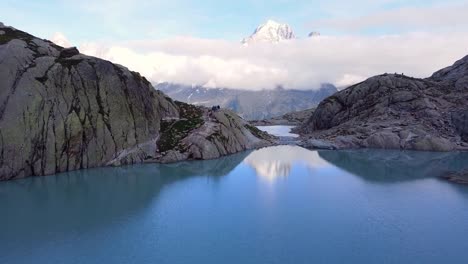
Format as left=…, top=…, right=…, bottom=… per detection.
left=2, top=0, right=467, bottom=43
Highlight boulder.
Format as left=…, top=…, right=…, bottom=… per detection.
left=410, top=136, right=454, bottom=152
left=301, top=139, right=336, bottom=150
left=363, top=132, right=401, bottom=149
left=59, top=47, right=79, bottom=58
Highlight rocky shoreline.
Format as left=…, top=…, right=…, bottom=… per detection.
left=441, top=171, right=468, bottom=185
left=293, top=56, right=468, bottom=152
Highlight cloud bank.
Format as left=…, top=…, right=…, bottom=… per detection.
left=50, top=1, right=468, bottom=91
left=72, top=33, right=468, bottom=90
left=44, top=0, right=468, bottom=90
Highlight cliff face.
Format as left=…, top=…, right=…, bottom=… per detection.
left=298, top=55, right=468, bottom=152
left=0, top=25, right=273, bottom=180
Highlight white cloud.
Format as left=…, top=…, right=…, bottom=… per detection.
left=78, top=32, right=468, bottom=90
left=50, top=32, right=72, bottom=48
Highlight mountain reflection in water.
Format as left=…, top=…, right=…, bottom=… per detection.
left=318, top=149, right=468, bottom=183
left=0, top=151, right=250, bottom=245
left=244, top=145, right=330, bottom=181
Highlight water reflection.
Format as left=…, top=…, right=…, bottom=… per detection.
left=0, top=151, right=249, bottom=244
left=244, top=145, right=330, bottom=181
left=318, top=149, right=468, bottom=183
left=2, top=147, right=468, bottom=264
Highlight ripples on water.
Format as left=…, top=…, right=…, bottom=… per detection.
left=1, top=146, right=468, bottom=264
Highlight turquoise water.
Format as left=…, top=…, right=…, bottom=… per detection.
left=2, top=146, right=468, bottom=264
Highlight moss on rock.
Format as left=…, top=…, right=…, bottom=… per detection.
left=0, top=27, right=35, bottom=45
left=157, top=101, right=205, bottom=152
left=244, top=124, right=270, bottom=140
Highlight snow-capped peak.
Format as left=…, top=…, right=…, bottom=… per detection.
left=242, top=20, right=296, bottom=45
left=308, top=31, right=321, bottom=37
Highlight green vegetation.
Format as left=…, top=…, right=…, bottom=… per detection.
left=245, top=124, right=270, bottom=140
left=175, top=101, right=203, bottom=120
left=207, top=131, right=229, bottom=144
left=0, top=27, right=63, bottom=54
left=157, top=101, right=204, bottom=152
left=0, top=28, right=34, bottom=45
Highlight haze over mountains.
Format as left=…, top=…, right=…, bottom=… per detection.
left=157, top=83, right=337, bottom=120
left=55, top=14, right=468, bottom=100
left=158, top=20, right=335, bottom=120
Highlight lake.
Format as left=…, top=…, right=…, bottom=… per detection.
left=1, top=146, right=468, bottom=264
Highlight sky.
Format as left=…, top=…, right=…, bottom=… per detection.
left=2, top=0, right=468, bottom=89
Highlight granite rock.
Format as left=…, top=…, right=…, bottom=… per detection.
left=297, top=56, right=468, bottom=152
left=0, top=26, right=274, bottom=180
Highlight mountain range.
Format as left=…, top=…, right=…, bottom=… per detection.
left=157, top=20, right=332, bottom=120
left=156, top=83, right=337, bottom=120
left=241, top=19, right=319, bottom=45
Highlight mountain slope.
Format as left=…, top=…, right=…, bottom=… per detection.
left=241, top=20, right=295, bottom=45
left=0, top=24, right=273, bottom=180
left=156, top=83, right=337, bottom=120
left=297, top=55, right=468, bottom=152
left=250, top=108, right=315, bottom=126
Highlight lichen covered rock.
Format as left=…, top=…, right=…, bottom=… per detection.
left=155, top=106, right=273, bottom=163
left=0, top=24, right=273, bottom=180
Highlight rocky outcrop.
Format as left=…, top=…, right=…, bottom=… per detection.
left=0, top=24, right=273, bottom=180
left=441, top=170, right=468, bottom=185
left=59, top=47, right=79, bottom=58
left=150, top=102, right=272, bottom=164
left=297, top=55, right=468, bottom=152
left=250, top=108, right=315, bottom=126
